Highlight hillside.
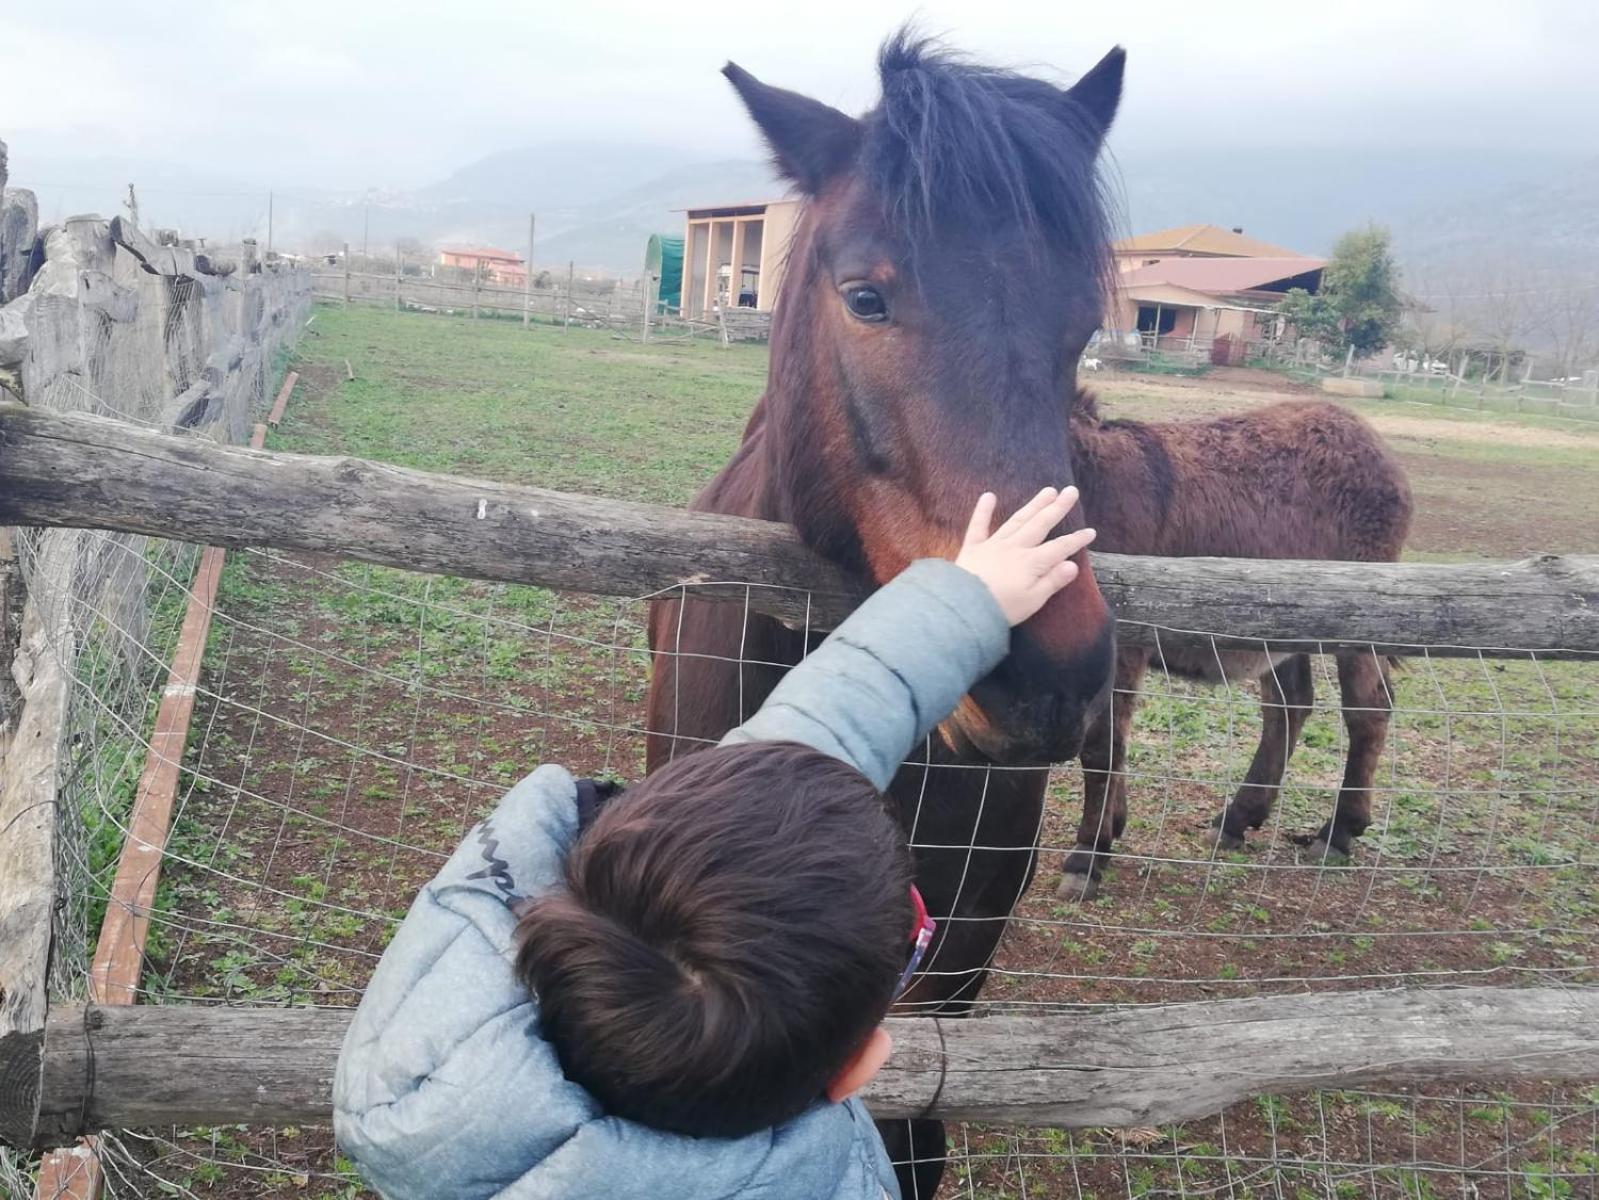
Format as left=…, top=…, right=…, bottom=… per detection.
left=10, top=140, right=1593, bottom=287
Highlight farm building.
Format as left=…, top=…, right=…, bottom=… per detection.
left=438, top=246, right=527, bottom=286
left=1103, top=224, right=1325, bottom=362
left=678, top=198, right=799, bottom=319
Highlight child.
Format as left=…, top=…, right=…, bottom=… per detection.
left=334, top=486, right=1096, bottom=1200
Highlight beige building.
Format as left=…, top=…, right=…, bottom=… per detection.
left=1103, top=225, right=1325, bottom=363
left=679, top=199, right=800, bottom=319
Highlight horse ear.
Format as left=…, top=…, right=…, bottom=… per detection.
left=1064, top=47, right=1126, bottom=145
left=723, top=62, right=863, bottom=194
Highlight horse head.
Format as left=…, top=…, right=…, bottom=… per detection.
left=729, top=32, right=1124, bottom=764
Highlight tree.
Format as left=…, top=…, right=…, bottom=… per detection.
left=1395, top=270, right=1470, bottom=375
left=1534, top=272, right=1599, bottom=381
left=1472, top=260, right=1539, bottom=385
left=1279, top=224, right=1403, bottom=359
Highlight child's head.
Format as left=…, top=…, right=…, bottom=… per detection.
left=514, top=740, right=913, bottom=1138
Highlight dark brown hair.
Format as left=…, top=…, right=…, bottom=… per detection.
left=514, top=741, right=912, bottom=1138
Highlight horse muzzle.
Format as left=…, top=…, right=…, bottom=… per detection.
left=946, top=575, right=1117, bottom=766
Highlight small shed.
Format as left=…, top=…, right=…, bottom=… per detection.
left=678, top=199, right=800, bottom=319
left=644, top=234, right=683, bottom=315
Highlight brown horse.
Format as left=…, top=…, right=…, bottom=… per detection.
left=645, top=32, right=1124, bottom=1198
left=1057, top=394, right=1414, bottom=899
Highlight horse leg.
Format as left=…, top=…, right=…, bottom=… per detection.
left=1213, top=653, right=1315, bottom=851
left=880, top=761, right=1048, bottom=1200
left=1303, top=652, right=1394, bottom=860
left=1059, top=648, right=1147, bottom=900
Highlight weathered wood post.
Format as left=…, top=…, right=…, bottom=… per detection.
left=472, top=259, right=482, bottom=320
left=523, top=213, right=535, bottom=330
left=394, top=246, right=402, bottom=312
left=563, top=260, right=573, bottom=331
left=342, top=243, right=351, bottom=303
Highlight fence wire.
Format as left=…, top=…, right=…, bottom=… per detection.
left=16, top=529, right=1596, bottom=1197
left=4, top=226, right=1592, bottom=1196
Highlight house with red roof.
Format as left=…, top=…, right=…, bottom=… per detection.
left=438, top=246, right=527, bottom=286
left=1102, top=224, right=1325, bottom=363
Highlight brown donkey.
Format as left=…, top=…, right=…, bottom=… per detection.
left=1057, top=395, right=1414, bottom=899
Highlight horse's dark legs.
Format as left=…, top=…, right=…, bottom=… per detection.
left=1059, top=648, right=1148, bottom=899
left=1302, top=652, right=1394, bottom=859
left=1213, top=653, right=1316, bottom=850
left=878, top=759, right=1049, bottom=1200
left=875, top=1120, right=950, bottom=1200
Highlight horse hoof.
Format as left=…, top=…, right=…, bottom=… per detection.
left=1057, top=871, right=1100, bottom=902
left=1305, top=837, right=1350, bottom=865
left=1212, top=829, right=1245, bottom=853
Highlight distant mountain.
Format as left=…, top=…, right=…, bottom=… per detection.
left=537, top=158, right=787, bottom=271
left=1389, top=156, right=1599, bottom=278
left=11, top=152, right=283, bottom=242
left=11, top=140, right=1593, bottom=289
left=418, top=142, right=695, bottom=211
left=1109, top=146, right=1581, bottom=260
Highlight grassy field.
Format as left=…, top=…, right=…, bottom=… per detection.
left=136, top=304, right=1597, bottom=1198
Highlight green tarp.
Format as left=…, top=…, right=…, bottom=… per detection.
left=645, top=233, right=683, bottom=315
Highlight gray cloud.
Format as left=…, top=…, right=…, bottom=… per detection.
left=5, top=0, right=1595, bottom=197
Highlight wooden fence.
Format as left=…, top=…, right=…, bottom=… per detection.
left=311, top=266, right=771, bottom=343
left=1, top=404, right=1596, bottom=1161
left=17, top=988, right=1599, bottom=1149
left=2, top=403, right=1597, bottom=658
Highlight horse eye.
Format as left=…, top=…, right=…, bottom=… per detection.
left=842, top=284, right=888, bottom=322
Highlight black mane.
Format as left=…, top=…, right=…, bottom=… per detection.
left=863, top=30, right=1116, bottom=282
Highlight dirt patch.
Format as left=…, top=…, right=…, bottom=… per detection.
left=1399, top=455, right=1599, bottom=557
left=1370, top=412, right=1599, bottom=451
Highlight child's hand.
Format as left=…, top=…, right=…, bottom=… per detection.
left=954, top=487, right=1097, bottom=626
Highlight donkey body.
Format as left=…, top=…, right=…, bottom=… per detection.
left=1058, top=396, right=1414, bottom=897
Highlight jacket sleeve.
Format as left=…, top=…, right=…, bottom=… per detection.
left=720, top=558, right=1009, bottom=791
left=333, top=765, right=602, bottom=1200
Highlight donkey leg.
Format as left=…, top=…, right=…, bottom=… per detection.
left=1213, top=653, right=1315, bottom=851
left=1060, top=648, right=1148, bottom=900
left=1304, top=652, right=1394, bottom=860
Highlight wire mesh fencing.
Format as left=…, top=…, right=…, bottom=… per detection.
left=4, top=222, right=1593, bottom=1196
left=16, top=524, right=1595, bottom=1196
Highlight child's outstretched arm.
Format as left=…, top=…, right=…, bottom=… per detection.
left=721, top=487, right=1096, bottom=789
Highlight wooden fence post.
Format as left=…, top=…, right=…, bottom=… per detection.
left=523, top=213, right=535, bottom=330
left=472, top=260, right=481, bottom=321
left=563, top=261, right=573, bottom=331
left=393, top=248, right=402, bottom=313
left=342, top=244, right=350, bottom=304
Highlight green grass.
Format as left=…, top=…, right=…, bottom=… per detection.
left=125, top=300, right=1598, bottom=1197
left=278, top=304, right=768, bottom=504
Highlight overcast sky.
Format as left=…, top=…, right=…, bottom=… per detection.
left=5, top=0, right=1596, bottom=196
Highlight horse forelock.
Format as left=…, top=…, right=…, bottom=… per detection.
left=865, top=29, right=1117, bottom=297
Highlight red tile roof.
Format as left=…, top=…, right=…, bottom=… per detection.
left=1114, top=224, right=1304, bottom=258
left=1119, top=255, right=1326, bottom=296
left=439, top=247, right=524, bottom=263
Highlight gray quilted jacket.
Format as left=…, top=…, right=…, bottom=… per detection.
left=333, top=559, right=1010, bottom=1199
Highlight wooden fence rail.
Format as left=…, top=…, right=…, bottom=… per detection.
left=3, top=403, right=1598, bottom=656
left=8, top=986, right=1595, bottom=1150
